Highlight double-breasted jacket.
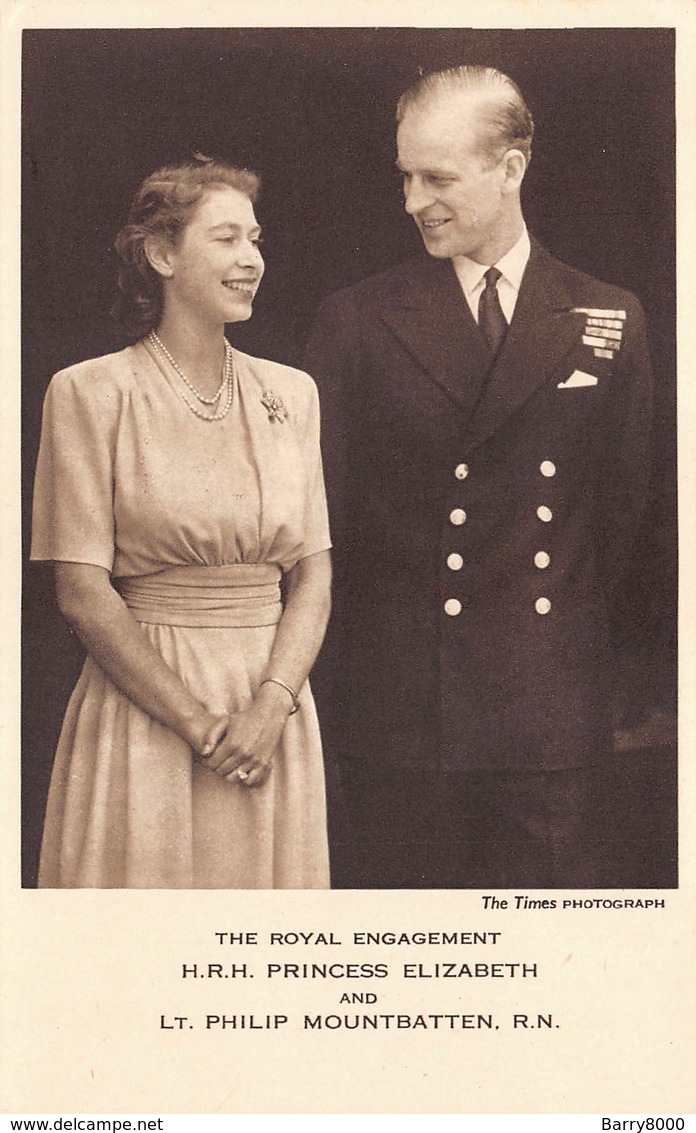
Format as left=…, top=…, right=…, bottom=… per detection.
left=304, top=238, right=654, bottom=775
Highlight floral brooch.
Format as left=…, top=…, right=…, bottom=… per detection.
left=261, top=390, right=287, bottom=423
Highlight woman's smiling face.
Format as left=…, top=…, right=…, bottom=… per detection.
left=162, top=186, right=265, bottom=328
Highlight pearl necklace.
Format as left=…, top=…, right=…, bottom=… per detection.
left=148, top=331, right=234, bottom=421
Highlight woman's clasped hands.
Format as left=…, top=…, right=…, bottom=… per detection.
left=192, top=686, right=293, bottom=788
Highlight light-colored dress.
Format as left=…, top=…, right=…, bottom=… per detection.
left=30, top=340, right=332, bottom=889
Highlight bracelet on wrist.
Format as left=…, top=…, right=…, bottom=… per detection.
left=260, top=677, right=301, bottom=715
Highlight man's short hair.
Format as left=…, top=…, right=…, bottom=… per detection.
left=396, top=64, right=534, bottom=165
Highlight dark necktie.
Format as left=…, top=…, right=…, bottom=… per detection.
left=478, top=266, right=507, bottom=356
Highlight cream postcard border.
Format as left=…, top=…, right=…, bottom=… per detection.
left=1, top=0, right=694, bottom=1116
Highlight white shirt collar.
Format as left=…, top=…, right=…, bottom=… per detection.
left=453, top=227, right=531, bottom=298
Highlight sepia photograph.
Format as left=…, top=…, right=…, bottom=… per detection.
left=21, top=24, right=676, bottom=891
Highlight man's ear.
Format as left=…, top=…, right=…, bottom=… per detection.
left=501, top=148, right=527, bottom=192
left=144, top=235, right=175, bottom=278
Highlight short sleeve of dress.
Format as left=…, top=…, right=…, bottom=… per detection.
left=296, top=377, right=332, bottom=563
left=30, top=366, right=117, bottom=570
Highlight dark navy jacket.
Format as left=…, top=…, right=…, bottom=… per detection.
left=304, top=238, right=654, bottom=774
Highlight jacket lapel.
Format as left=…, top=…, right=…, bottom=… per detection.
left=461, top=240, right=580, bottom=454
left=379, top=256, right=491, bottom=415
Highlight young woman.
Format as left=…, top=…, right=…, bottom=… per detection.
left=31, top=158, right=332, bottom=888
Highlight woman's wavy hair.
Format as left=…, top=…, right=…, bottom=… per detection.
left=112, top=156, right=260, bottom=340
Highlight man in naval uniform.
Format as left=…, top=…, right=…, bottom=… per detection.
left=305, top=64, right=654, bottom=889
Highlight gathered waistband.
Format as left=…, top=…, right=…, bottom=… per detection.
left=116, top=563, right=283, bottom=627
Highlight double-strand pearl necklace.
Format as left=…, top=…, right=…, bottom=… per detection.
left=148, top=330, right=234, bottom=421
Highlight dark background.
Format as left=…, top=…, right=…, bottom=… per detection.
left=22, top=26, right=677, bottom=887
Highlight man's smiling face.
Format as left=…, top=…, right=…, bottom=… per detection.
left=396, top=92, right=513, bottom=266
